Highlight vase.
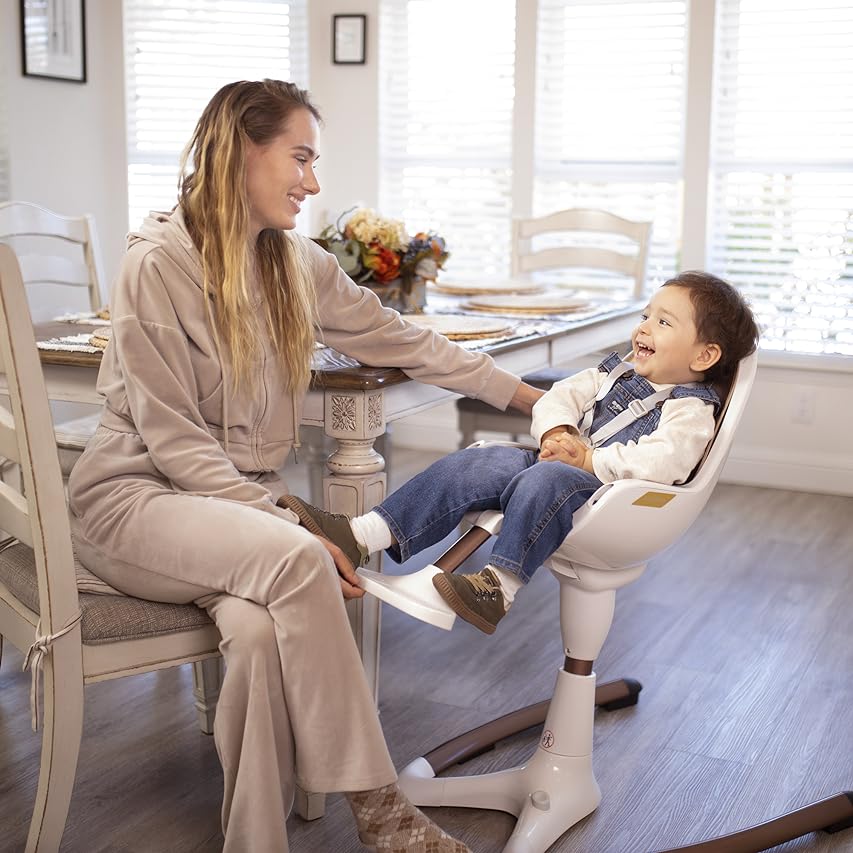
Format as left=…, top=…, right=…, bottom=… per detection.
left=366, top=275, right=427, bottom=314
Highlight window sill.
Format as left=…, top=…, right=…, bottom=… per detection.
left=758, top=349, right=853, bottom=374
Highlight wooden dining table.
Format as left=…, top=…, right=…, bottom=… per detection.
left=33, top=300, right=641, bottom=702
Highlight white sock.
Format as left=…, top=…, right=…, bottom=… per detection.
left=350, top=511, right=394, bottom=555
left=486, top=565, right=524, bottom=609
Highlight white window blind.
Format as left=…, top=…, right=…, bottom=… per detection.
left=710, top=0, right=853, bottom=356
left=534, top=0, right=687, bottom=290
left=378, top=0, right=516, bottom=278
left=124, top=0, right=308, bottom=232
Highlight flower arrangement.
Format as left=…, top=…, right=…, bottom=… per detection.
left=316, top=207, right=449, bottom=311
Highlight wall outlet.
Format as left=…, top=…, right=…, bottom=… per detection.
left=791, top=389, right=816, bottom=425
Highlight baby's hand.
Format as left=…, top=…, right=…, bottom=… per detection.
left=540, top=431, right=592, bottom=471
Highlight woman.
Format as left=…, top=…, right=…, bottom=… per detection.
left=68, top=79, right=541, bottom=852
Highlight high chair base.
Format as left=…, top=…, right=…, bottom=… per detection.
left=400, top=667, right=602, bottom=853
left=405, top=677, right=642, bottom=773
left=400, top=752, right=600, bottom=853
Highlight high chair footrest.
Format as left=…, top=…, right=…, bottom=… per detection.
left=356, top=565, right=457, bottom=631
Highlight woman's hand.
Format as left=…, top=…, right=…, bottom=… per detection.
left=540, top=431, right=594, bottom=473
left=318, top=537, right=365, bottom=599
left=507, top=381, right=546, bottom=416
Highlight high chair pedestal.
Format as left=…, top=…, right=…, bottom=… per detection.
left=399, top=669, right=601, bottom=853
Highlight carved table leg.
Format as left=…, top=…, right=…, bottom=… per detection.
left=323, top=387, right=388, bottom=702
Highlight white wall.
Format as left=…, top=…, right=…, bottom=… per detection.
left=2, top=0, right=852, bottom=496
left=725, top=357, right=853, bottom=496
left=306, top=0, right=380, bottom=235
left=2, top=0, right=128, bottom=295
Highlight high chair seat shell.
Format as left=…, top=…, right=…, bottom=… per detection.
left=361, top=349, right=853, bottom=851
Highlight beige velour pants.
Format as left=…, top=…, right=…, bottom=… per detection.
left=73, top=490, right=397, bottom=853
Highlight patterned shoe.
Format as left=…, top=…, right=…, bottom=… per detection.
left=346, top=784, right=471, bottom=852
left=431, top=568, right=507, bottom=635
left=277, top=494, right=369, bottom=569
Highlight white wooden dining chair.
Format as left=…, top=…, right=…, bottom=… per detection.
left=0, top=201, right=108, bottom=475
left=457, top=208, right=652, bottom=448
left=0, top=245, right=223, bottom=852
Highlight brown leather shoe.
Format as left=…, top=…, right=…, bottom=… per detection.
left=278, top=494, right=369, bottom=568
left=431, top=568, right=508, bottom=635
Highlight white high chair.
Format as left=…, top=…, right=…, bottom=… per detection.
left=358, top=350, right=853, bottom=852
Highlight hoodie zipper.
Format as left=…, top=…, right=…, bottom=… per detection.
left=251, top=344, right=269, bottom=469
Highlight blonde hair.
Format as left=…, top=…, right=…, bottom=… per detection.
left=179, top=79, right=321, bottom=393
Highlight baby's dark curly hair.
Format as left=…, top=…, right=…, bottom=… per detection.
left=662, top=271, right=760, bottom=384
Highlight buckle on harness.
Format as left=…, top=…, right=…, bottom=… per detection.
left=628, top=399, right=648, bottom=417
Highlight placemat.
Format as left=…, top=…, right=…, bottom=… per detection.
left=403, top=313, right=514, bottom=340
left=37, top=333, right=101, bottom=354
left=90, top=326, right=112, bottom=349
left=462, top=293, right=593, bottom=315
left=53, top=309, right=111, bottom=325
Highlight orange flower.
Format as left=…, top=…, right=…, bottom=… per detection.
left=362, top=242, right=401, bottom=283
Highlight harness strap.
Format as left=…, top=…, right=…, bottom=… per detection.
left=588, top=386, right=674, bottom=447
left=578, top=361, right=633, bottom=435
left=23, top=611, right=82, bottom=732
left=578, top=359, right=676, bottom=448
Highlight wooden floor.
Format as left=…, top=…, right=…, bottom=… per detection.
left=1, top=446, right=852, bottom=852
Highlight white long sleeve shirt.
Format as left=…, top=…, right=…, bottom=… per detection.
left=530, top=366, right=716, bottom=485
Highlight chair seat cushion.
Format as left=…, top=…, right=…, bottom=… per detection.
left=520, top=367, right=577, bottom=389
left=457, top=367, right=581, bottom=416
left=53, top=411, right=101, bottom=450
left=457, top=368, right=579, bottom=416
left=0, top=542, right=212, bottom=645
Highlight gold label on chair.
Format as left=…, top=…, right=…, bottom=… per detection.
left=633, top=491, right=675, bottom=508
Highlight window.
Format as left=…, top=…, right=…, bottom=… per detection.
left=124, top=0, right=308, bottom=231
left=709, top=0, right=853, bottom=356
left=378, top=0, right=516, bottom=278
left=534, top=0, right=687, bottom=288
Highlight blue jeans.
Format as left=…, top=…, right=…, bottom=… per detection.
left=374, top=444, right=603, bottom=584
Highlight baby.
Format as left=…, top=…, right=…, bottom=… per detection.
left=283, top=271, right=759, bottom=634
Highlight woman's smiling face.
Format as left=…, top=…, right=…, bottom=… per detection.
left=245, top=107, right=320, bottom=238
left=631, top=285, right=719, bottom=385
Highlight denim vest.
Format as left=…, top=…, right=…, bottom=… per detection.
left=588, top=352, right=720, bottom=449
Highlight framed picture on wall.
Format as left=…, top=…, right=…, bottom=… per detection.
left=332, top=14, right=366, bottom=65
left=20, top=0, right=87, bottom=83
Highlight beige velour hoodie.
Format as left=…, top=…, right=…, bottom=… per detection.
left=68, top=207, right=521, bottom=537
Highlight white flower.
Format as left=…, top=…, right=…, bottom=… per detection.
left=345, top=208, right=409, bottom=251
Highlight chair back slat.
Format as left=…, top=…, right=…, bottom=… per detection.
left=517, top=246, right=639, bottom=278
left=0, top=406, right=20, bottom=461
left=0, top=244, right=80, bottom=632
left=17, top=254, right=94, bottom=289
left=0, top=202, right=90, bottom=244
left=0, top=480, right=34, bottom=546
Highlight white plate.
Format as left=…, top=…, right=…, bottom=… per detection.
left=430, top=278, right=545, bottom=296
left=463, top=293, right=593, bottom=314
